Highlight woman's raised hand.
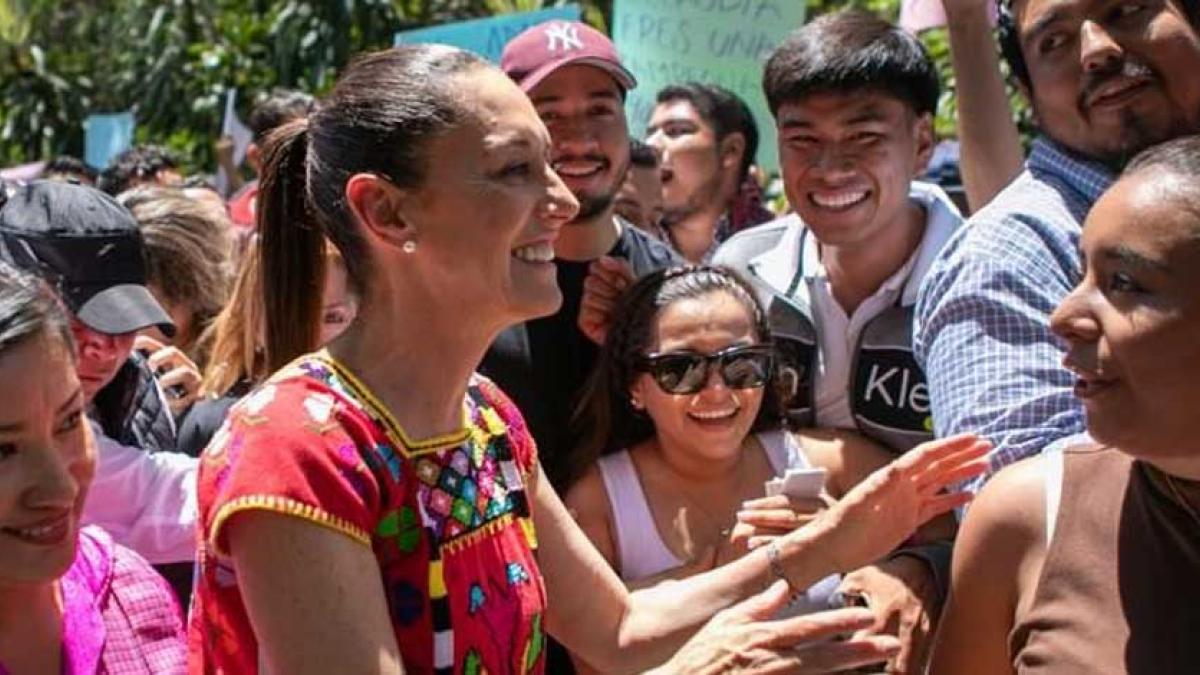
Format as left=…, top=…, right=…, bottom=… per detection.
left=651, top=581, right=901, bottom=675
left=804, top=434, right=990, bottom=572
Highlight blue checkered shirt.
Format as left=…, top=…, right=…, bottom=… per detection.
left=915, top=137, right=1115, bottom=495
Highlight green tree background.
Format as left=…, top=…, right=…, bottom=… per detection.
left=0, top=0, right=1027, bottom=173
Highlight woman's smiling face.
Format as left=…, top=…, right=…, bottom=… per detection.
left=632, top=290, right=766, bottom=461
left=0, top=330, right=94, bottom=586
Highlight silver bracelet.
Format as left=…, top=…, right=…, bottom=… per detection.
left=765, top=540, right=798, bottom=593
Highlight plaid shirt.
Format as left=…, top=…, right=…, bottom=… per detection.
left=55, top=527, right=186, bottom=675
left=915, top=137, right=1115, bottom=494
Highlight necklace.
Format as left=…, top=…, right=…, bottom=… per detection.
left=1164, top=473, right=1200, bottom=529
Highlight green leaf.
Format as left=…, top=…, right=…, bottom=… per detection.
left=0, top=0, right=31, bottom=46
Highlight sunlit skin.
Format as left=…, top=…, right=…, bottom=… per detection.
left=776, top=90, right=932, bottom=312
left=646, top=99, right=729, bottom=225
left=0, top=332, right=93, bottom=586
left=69, top=319, right=136, bottom=403
left=930, top=167, right=1200, bottom=675
left=1013, top=0, right=1200, bottom=166
left=371, top=66, right=579, bottom=335
left=528, top=65, right=630, bottom=225
left=1050, top=169, right=1200, bottom=478
left=630, top=291, right=765, bottom=473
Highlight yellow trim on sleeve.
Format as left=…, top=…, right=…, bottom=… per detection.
left=208, top=494, right=372, bottom=558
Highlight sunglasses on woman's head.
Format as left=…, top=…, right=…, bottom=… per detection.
left=636, top=344, right=774, bottom=395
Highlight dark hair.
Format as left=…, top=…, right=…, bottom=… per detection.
left=571, top=265, right=784, bottom=483
left=629, top=139, right=658, bottom=169
left=763, top=9, right=939, bottom=119
left=999, top=0, right=1200, bottom=92
left=656, top=82, right=759, bottom=183
left=97, top=145, right=180, bottom=196
left=1124, top=135, right=1200, bottom=218
left=43, top=155, right=98, bottom=184
left=0, top=260, right=74, bottom=360
left=258, top=45, right=487, bottom=373
left=249, top=88, right=316, bottom=143
left=995, top=0, right=1029, bottom=92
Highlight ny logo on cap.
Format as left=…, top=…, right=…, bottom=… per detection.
left=544, top=22, right=583, bottom=52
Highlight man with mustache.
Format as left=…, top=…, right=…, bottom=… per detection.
left=483, top=21, right=678, bottom=493
left=915, top=0, right=1200, bottom=494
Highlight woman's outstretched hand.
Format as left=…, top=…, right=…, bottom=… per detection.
left=650, top=581, right=901, bottom=674
left=804, top=434, right=990, bottom=572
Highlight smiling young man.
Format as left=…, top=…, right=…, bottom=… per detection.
left=711, top=11, right=966, bottom=672
left=914, top=0, right=1200, bottom=497
left=646, top=83, right=774, bottom=262
left=485, top=21, right=678, bottom=492
left=717, top=9, right=955, bottom=465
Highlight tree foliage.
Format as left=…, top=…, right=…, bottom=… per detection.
left=0, top=0, right=1028, bottom=174
left=0, top=0, right=608, bottom=170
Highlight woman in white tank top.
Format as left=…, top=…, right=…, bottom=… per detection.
left=565, top=267, right=899, bottom=598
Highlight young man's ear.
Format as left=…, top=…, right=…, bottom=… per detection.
left=719, top=133, right=747, bottom=174
left=913, top=113, right=937, bottom=175
left=344, top=174, right=417, bottom=252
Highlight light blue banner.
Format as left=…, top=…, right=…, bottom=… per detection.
left=613, top=0, right=808, bottom=173
left=394, top=6, right=582, bottom=63
left=84, top=112, right=135, bottom=170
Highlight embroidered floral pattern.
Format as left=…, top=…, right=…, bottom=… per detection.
left=188, top=354, right=547, bottom=674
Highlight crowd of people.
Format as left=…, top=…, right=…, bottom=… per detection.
left=0, top=0, right=1197, bottom=671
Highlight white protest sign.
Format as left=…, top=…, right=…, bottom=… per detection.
left=217, top=89, right=254, bottom=195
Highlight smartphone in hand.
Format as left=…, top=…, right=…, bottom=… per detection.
left=765, top=467, right=828, bottom=499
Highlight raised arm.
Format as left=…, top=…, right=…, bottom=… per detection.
left=537, top=434, right=989, bottom=673
left=943, top=0, right=1024, bottom=211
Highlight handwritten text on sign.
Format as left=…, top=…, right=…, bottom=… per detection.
left=612, top=0, right=807, bottom=173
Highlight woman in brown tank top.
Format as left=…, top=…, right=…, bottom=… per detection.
left=929, top=137, right=1200, bottom=675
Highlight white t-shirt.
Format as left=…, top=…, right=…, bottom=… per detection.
left=804, top=239, right=922, bottom=429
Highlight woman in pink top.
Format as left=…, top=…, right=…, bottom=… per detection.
left=0, top=264, right=185, bottom=674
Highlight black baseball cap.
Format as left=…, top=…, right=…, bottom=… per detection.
left=0, top=180, right=175, bottom=337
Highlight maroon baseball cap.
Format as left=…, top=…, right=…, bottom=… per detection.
left=501, top=20, right=637, bottom=94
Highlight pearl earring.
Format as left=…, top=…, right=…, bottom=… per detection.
left=402, top=241, right=417, bottom=254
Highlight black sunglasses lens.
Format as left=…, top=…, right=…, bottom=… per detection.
left=651, top=355, right=709, bottom=394
left=720, top=351, right=772, bottom=389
